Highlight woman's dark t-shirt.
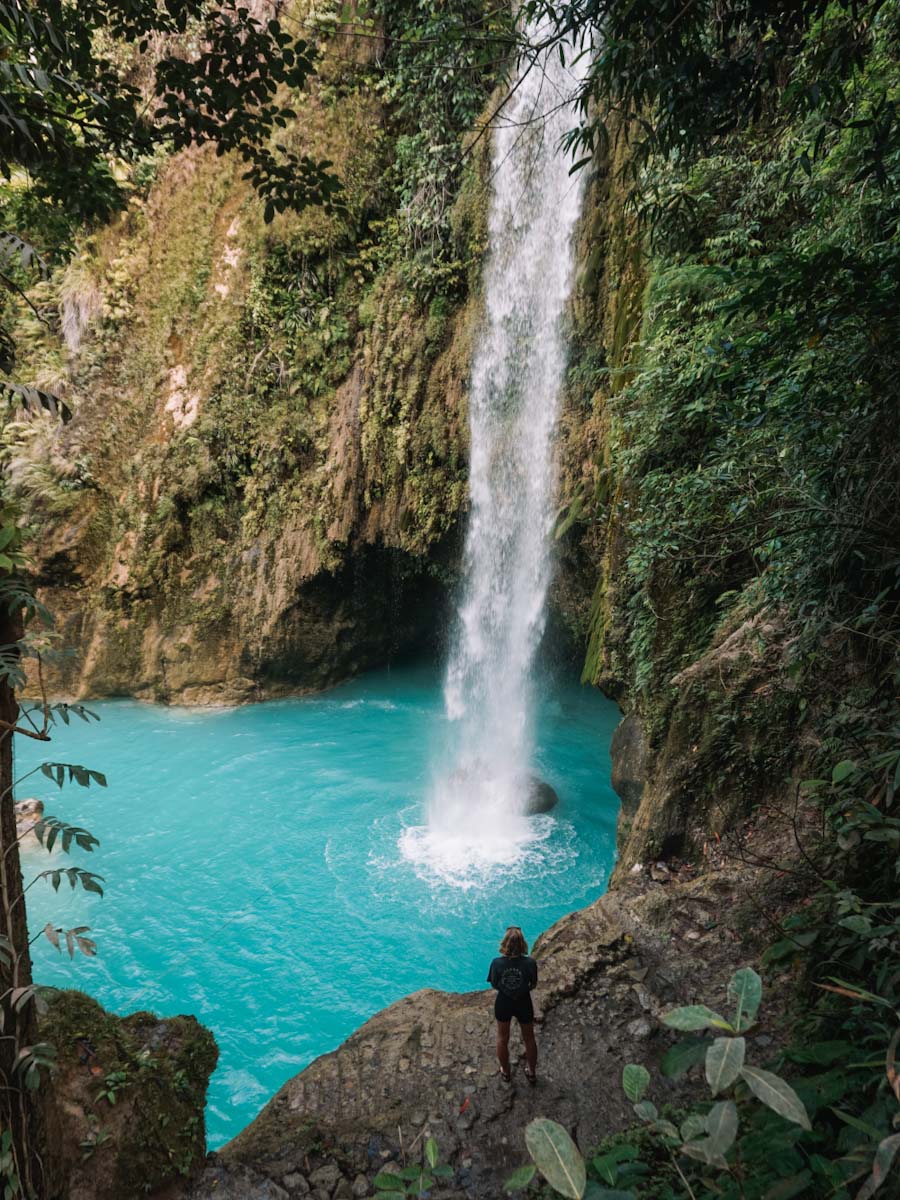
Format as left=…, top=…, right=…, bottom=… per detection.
left=487, top=954, right=538, bottom=999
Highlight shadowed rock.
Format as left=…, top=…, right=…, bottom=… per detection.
left=524, top=776, right=559, bottom=814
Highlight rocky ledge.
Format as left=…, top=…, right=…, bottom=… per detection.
left=181, top=843, right=781, bottom=1200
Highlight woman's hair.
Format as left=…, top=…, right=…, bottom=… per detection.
left=499, top=926, right=528, bottom=957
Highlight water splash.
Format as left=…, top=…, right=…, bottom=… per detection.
left=402, top=30, right=589, bottom=884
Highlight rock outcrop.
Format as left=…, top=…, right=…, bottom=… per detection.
left=178, top=846, right=781, bottom=1200
left=39, top=989, right=217, bottom=1200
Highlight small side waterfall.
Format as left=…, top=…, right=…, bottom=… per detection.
left=402, top=31, right=588, bottom=882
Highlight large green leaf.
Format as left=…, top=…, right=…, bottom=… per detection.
left=372, top=1175, right=404, bottom=1191
left=727, top=968, right=762, bottom=1031
left=705, top=1036, right=745, bottom=1095
left=662, top=1004, right=733, bottom=1032
left=633, top=1100, right=657, bottom=1122
left=705, top=1100, right=738, bottom=1155
left=525, top=1118, right=586, bottom=1199
left=591, top=1145, right=638, bottom=1185
left=660, top=1038, right=711, bottom=1077
left=740, top=1066, right=811, bottom=1131
left=622, top=1064, right=650, bottom=1103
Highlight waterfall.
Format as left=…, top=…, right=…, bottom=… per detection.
left=401, top=29, right=589, bottom=883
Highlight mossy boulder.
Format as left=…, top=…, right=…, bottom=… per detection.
left=40, top=989, right=217, bottom=1200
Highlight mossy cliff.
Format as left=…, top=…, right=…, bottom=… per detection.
left=18, top=10, right=491, bottom=704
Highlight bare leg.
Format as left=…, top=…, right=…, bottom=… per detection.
left=522, top=1023, right=537, bottom=1077
left=496, top=1021, right=511, bottom=1078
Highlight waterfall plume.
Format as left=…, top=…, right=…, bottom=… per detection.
left=401, top=29, right=589, bottom=883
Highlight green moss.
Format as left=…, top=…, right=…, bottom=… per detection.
left=41, top=989, right=217, bottom=1194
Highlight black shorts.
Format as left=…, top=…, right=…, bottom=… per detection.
left=494, top=992, right=534, bottom=1025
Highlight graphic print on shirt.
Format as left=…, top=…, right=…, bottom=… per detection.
left=499, top=965, right=525, bottom=997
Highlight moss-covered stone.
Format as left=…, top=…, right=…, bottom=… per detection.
left=40, top=989, right=217, bottom=1199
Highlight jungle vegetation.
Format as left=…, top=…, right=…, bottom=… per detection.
left=0, top=2, right=897, bottom=1198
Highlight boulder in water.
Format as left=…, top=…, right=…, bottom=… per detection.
left=15, top=797, right=43, bottom=843
left=525, top=776, right=559, bottom=815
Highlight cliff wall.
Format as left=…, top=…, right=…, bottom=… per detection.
left=18, top=17, right=488, bottom=704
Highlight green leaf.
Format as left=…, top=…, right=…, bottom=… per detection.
left=705, top=1036, right=745, bottom=1095
left=705, top=1101, right=738, bottom=1155
left=680, top=1113, right=706, bottom=1141
left=622, top=1064, right=650, bottom=1103
left=727, top=968, right=762, bottom=1030
left=373, top=1174, right=404, bottom=1190
left=504, top=1164, right=536, bottom=1192
left=590, top=1145, right=639, bottom=1186
left=633, top=1100, right=657, bottom=1122
left=660, top=1038, right=710, bottom=1077
left=680, top=1138, right=728, bottom=1169
left=785, top=1040, right=850, bottom=1066
left=831, top=759, right=857, bottom=784
left=740, top=1066, right=811, bottom=1131
left=830, top=1108, right=884, bottom=1142
left=838, top=914, right=872, bottom=936
left=425, top=1136, right=438, bottom=1169
left=525, top=1118, right=586, bottom=1199
left=583, top=1188, right=635, bottom=1200
left=651, top=1119, right=678, bottom=1138
left=662, top=1005, right=733, bottom=1032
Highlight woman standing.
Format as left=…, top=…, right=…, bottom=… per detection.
left=487, top=925, right=538, bottom=1084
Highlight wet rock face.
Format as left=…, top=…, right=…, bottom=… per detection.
left=610, top=714, right=646, bottom=820
left=36, top=537, right=452, bottom=706
left=524, top=776, right=559, bottom=814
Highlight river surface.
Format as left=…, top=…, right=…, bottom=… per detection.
left=17, top=664, right=619, bottom=1146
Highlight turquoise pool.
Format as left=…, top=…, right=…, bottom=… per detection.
left=17, top=664, right=620, bottom=1146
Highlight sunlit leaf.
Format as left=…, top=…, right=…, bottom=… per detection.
left=740, top=1066, right=811, bottom=1131
left=706, top=1036, right=745, bottom=1094
left=663, top=1005, right=733, bottom=1032
left=728, top=968, right=762, bottom=1030
left=525, top=1118, right=586, bottom=1199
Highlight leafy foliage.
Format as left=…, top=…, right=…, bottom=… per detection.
left=0, top=0, right=340, bottom=220
left=523, top=1, right=896, bottom=204
left=372, top=1136, right=454, bottom=1198
left=515, top=966, right=900, bottom=1198
left=31, top=867, right=104, bottom=896
left=367, top=0, right=512, bottom=280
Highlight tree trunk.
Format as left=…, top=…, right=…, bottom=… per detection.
left=0, top=604, right=41, bottom=1197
